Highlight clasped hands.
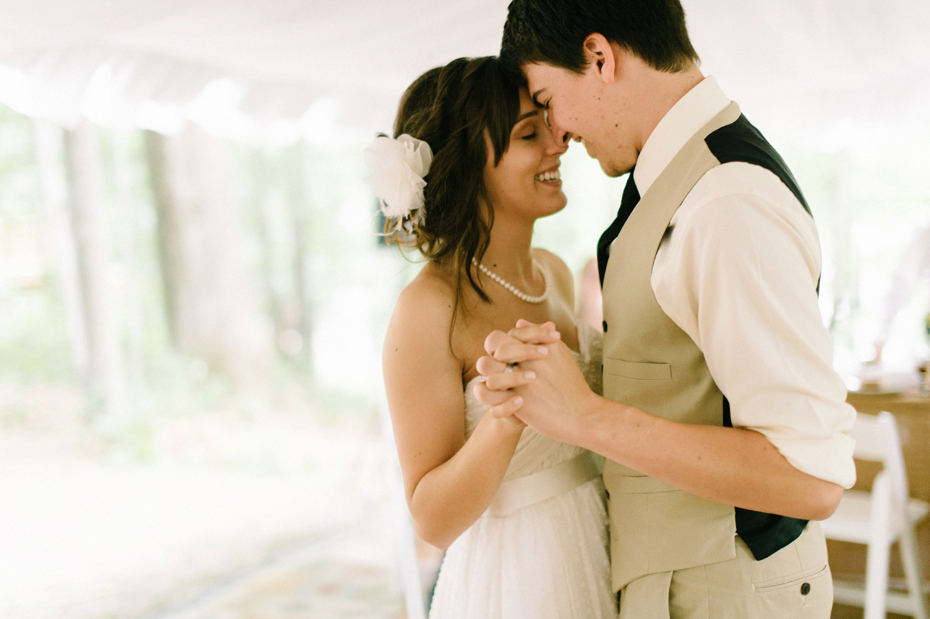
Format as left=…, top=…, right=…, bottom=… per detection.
left=473, top=319, right=594, bottom=442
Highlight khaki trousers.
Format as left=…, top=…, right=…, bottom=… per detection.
left=618, top=522, right=832, bottom=619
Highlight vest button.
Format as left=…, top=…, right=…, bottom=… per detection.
left=602, top=320, right=608, bottom=332
left=800, top=582, right=811, bottom=596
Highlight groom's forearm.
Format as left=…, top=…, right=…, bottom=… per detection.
left=576, top=396, right=844, bottom=521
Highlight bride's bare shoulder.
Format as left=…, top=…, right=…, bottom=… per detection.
left=400, top=262, right=456, bottom=307
left=388, top=263, right=457, bottom=335
left=384, top=262, right=461, bottom=382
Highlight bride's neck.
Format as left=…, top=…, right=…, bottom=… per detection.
left=479, top=220, right=537, bottom=281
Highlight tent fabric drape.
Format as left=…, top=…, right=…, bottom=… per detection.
left=0, top=0, right=928, bottom=144
left=0, top=0, right=507, bottom=139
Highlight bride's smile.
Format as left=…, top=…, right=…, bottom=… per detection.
left=534, top=166, right=561, bottom=184
left=483, top=88, right=568, bottom=223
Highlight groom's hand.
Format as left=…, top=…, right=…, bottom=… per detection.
left=482, top=320, right=561, bottom=370
left=475, top=320, right=597, bottom=444
left=472, top=320, right=560, bottom=417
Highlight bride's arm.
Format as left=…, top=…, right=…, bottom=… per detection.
left=383, top=274, right=528, bottom=549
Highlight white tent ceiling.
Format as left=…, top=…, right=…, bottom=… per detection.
left=1, top=0, right=928, bottom=147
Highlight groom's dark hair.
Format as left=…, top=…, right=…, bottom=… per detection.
left=501, top=0, right=699, bottom=74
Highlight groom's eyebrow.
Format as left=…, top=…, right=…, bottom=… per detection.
left=531, top=89, right=546, bottom=108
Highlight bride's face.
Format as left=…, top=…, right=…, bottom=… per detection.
left=483, top=88, right=568, bottom=222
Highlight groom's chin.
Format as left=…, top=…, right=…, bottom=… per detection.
left=598, top=159, right=629, bottom=178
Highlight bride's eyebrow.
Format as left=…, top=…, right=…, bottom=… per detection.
left=516, top=110, right=538, bottom=122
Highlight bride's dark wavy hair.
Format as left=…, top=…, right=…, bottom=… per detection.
left=387, top=56, right=522, bottom=308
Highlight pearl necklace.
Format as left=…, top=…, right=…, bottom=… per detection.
left=473, top=258, right=549, bottom=304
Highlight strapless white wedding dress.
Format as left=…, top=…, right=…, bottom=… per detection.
left=428, top=322, right=615, bottom=619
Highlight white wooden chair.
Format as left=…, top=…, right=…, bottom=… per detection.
left=822, top=411, right=930, bottom=619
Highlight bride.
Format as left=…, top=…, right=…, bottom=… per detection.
left=371, top=56, right=614, bottom=619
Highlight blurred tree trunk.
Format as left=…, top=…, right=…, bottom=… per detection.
left=62, top=120, right=127, bottom=418
left=33, top=120, right=88, bottom=381
left=286, top=141, right=313, bottom=375
left=828, top=149, right=856, bottom=333
left=247, top=150, right=285, bottom=347
left=111, top=130, right=146, bottom=400
left=145, top=124, right=272, bottom=383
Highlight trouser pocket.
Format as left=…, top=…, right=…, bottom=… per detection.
left=753, top=563, right=832, bottom=616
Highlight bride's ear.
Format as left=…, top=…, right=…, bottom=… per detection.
left=583, top=33, right=617, bottom=85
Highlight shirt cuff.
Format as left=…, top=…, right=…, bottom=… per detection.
left=760, top=430, right=857, bottom=489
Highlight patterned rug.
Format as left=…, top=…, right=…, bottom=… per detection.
left=157, top=523, right=408, bottom=619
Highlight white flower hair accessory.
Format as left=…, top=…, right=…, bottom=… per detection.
left=363, top=134, right=433, bottom=234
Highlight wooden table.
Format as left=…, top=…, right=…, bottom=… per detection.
left=847, top=389, right=930, bottom=416
left=828, top=389, right=930, bottom=602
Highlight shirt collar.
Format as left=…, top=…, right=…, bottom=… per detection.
left=633, top=76, right=730, bottom=195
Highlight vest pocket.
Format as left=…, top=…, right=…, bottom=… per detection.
left=604, top=358, right=672, bottom=381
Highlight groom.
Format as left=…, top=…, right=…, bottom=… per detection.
left=475, top=0, right=857, bottom=617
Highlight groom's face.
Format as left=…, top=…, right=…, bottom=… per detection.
left=523, top=61, right=637, bottom=178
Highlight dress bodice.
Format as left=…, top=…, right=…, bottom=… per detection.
left=463, top=321, right=603, bottom=481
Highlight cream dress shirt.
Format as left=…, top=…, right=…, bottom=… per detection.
left=624, top=76, right=856, bottom=488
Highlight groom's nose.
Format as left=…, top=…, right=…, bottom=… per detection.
left=548, top=123, right=573, bottom=145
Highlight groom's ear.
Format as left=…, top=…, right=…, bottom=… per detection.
left=583, top=33, right=617, bottom=85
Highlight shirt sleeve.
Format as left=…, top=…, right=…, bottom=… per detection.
left=652, top=162, right=857, bottom=488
